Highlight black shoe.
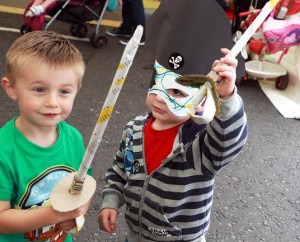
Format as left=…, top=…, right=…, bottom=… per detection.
left=119, top=37, right=145, bottom=46
left=106, top=28, right=131, bottom=37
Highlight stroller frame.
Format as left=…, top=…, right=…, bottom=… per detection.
left=21, top=0, right=110, bottom=48
left=45, top=0, right=108, bottom=35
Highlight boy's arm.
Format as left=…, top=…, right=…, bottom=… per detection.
left=200, top=49, right=248, bottom=173
left=203, top=91, right=247, bottom=172
left=100, top=127, right=131, bottom=210
left=100, top=162, right=126, bottom=210
left=0, top=200, right=87, bottom=234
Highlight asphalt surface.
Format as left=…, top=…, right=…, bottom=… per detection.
left=0, top=11, right=300, bottom=242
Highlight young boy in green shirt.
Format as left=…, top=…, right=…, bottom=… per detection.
left=0, top=31, right=91, bottom=242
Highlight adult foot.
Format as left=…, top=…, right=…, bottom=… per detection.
left=106, top=28, right=131, bottom=37
left=119, top=37, right=145, bottom=46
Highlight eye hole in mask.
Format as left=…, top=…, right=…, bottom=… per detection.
left=166, top=88, right=188, bottom=99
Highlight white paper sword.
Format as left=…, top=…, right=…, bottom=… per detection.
left=50, top=25, right=143, bottom=212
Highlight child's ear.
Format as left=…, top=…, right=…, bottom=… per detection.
left=2, top=77, right=18, bottom=101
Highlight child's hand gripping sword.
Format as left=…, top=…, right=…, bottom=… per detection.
left=50, top=26, right=144, bottom=215
left=177, top=0, right=280, bottom=124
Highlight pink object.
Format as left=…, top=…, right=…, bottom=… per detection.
left=263, top=15, right=300, bottom=53
left=24, top=0, right=58, bottom=31
left=23, top=0, right=105, bottom=31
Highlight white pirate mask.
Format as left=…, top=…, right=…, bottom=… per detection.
left=148, top=61, right=217, bottom=124
left=148, top=61, right=205, bottom=117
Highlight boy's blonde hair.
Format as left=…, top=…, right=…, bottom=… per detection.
left=5, top=31, right=85, bottom=88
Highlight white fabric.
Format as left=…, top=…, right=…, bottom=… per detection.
left=257, top=46, right=300, bottom=119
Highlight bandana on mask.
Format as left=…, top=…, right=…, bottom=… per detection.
left=148, top=61, right=206, bottom=117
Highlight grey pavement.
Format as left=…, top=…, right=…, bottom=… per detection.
left=0, top=8, right=300, bottom=242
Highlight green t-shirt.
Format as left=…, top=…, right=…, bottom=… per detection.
left=0, top=118, right=90, bottom=242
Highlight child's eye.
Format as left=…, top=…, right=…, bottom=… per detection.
left=35, top=87, right=45, bottom=93
left=166, top=89, right=188, bottom=98
left=59, top=89, right=71, bottom=94
left=173, top=89, right=181, bottom=95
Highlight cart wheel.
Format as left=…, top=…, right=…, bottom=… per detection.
left=70, top=23, right=88, bottom=38
left=90, top=33, right=108, bottom=48
left=20, top=24, right=32, bottom=35
left=275, top=73, right=289, bottom=90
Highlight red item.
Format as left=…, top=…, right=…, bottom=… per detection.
left=144, top=117, right=181, bottom=175
left=24, top=0, right=57, bottom=31
left=288, top=0, right=300, bottom=15
left=274, top=0, right=300, bottom=16
left=24, top=14, right=46, bottom=31
left=248, top=38, right=265, bottom=54
left=225, top=10, right=234, bottom=20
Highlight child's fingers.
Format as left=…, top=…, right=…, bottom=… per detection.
left=213, top=62, right=235, bottom=74
left=212, top=59, right=221, bottom=69
left=219, top=70, right=236, bottom=81
left=219, top=48, right=238, bottom=68
left=56, top=219, right=77, bottom=232
left=98, top=209, right=117, bottom=233
left=212, top=53, right=237, bottom=72
left=98, top=211, right=111, bottom=232
left=100, top=218, right=112, bottom=232
left=221, top=48, right=230, bottom=55
left=108, top=211, right=117, bottom=231
left=214, top=63, right=236, bottom=82
left=220, top=55, right=238, bottom=68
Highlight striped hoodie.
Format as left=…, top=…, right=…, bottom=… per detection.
left=100, top=91, right=248, bottom=242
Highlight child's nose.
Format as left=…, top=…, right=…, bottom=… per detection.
left=45, top=93, right=59, bottom=107
left=155, top=94, right=165, bottom=103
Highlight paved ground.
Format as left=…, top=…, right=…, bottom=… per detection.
left=0, top=8, right=300, bottom=242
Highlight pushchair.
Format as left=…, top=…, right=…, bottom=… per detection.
left=20, top=0, right=117, bottom=48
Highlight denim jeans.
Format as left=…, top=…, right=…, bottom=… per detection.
left=121, top=0, right=145, bottom=38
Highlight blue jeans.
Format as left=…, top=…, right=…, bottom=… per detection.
left=121, top=0, right=145, bottom=38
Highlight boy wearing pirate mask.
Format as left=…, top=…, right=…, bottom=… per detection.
left=98, top=0, right=248, bottom=241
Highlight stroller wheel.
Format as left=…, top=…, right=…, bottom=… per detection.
left=70, top=23, right=88, bottom=38
left=20, top=24, right=32, bottom=35
left=90, top=33, right=108, bottom=48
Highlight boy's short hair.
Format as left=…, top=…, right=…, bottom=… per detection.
left=5, top=31, right=85, bottom=87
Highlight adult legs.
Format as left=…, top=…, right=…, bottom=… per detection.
left=106, top=0, right=145, bottom=43
left=120, top=0, right=132, bottom=33
left=127, top=0, right=145, bottom=38
left=106, top=0, right=132, bottom=37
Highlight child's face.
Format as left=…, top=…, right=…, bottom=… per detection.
left=9, top=63, right=79, bottom=129
left=148, top=61, right=200, bottom=117
left=146, top=92, right=189, bottom=128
